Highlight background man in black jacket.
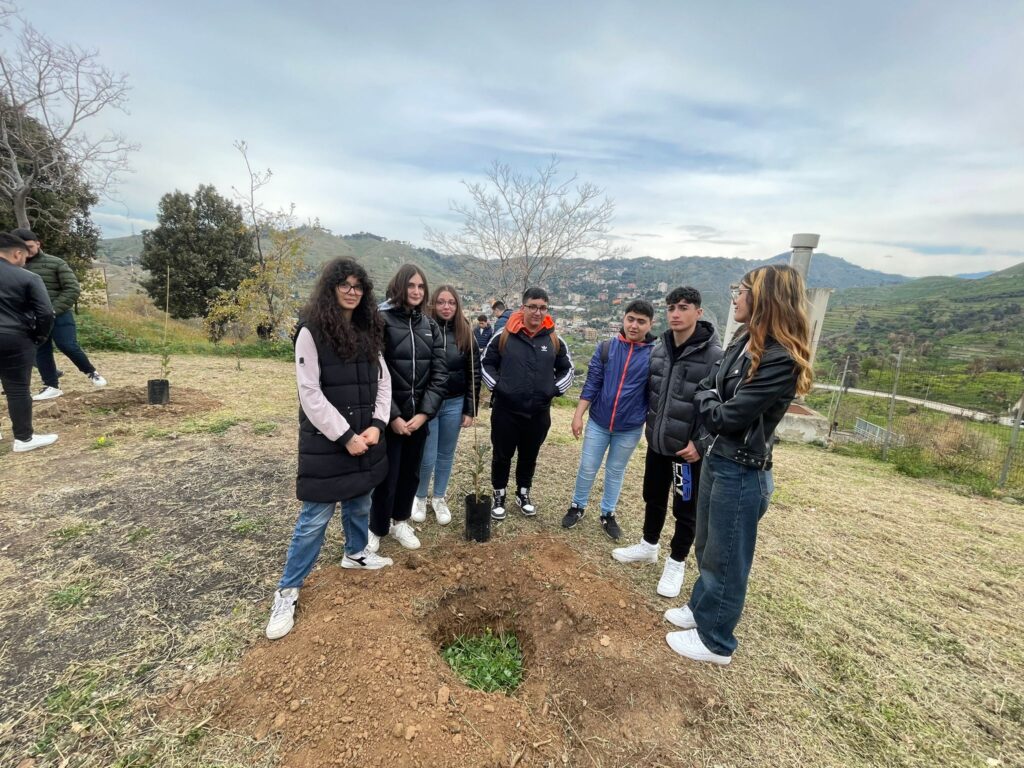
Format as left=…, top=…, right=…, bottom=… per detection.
left=0, top=233, right=57, bottom=452
left=482, top=287, right=574, bottom=520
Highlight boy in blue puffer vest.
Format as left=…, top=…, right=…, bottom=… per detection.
left=562, top=299, right=656, bottom=540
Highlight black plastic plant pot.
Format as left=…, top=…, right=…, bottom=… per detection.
left=147, top=379, right=170, bottom=405
left=464, top=494, right=492, bottom=542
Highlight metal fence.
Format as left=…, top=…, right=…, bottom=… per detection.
left=809, top=354, right=1024, bottom=497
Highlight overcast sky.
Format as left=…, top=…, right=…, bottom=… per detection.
left=17, top=1, right=1024, bottom=277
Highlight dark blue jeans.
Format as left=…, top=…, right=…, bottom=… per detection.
left=36, top=311, right=95, bottom=387
left=687, top=451, right=774, bottom=656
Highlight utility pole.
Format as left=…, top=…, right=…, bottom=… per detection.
left=998, top=370, right=1024, bottom=488
left=882, top=350, right=903, bottom=461
left=829, top=356, right=850, bottom=437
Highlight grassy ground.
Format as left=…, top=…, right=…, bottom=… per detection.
left=1, top=352, right=1021, bottom=767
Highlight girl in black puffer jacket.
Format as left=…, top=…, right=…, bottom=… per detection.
left=413, top=285, right=481, bottom=527
left=368, top=264, right=448, bottom=552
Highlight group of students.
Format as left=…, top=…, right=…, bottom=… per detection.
left=266, top=256, right=812, bottom=667
left=0, top=229, right=108, bottom=451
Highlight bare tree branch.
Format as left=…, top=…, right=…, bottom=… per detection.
left=425, top=156, right=627, bottom=300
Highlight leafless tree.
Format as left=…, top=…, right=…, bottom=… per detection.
left=0, top=7, right=136, bottom=228
left=425, top=157, right=627, bottom=301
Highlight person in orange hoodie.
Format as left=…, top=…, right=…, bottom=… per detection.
left=481, top=287, right=574, bottom=519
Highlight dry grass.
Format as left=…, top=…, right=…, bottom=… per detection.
left=1, top=352, right=1022, bottom=767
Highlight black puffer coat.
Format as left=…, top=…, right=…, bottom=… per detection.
left=296, top=324, right=389, bottom=502
left=380, top=302, right=448, bottom=421
left=645, top=320, right=723, bottom=457
left=437, top=317, right=482, bottom=416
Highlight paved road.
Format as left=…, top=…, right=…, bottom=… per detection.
left=813, top=383, right=1020, bottom=426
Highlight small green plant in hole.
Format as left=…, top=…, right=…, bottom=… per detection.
left=441, top=628, right=523, bottom=694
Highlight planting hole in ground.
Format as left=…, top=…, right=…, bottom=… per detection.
left=441, top=629, right=524, bottom=693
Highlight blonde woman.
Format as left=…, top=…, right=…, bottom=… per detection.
left=665, top=264, right=813, bottom=665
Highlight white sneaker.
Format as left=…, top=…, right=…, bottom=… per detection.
left=411, top=497, right=427, bottom=523
left=13, top=433, right=58, bottom=452
left=342, top=549, right=394, bottom=569
left=266, top=588, right=299, bottom=640
left=389, top=520, right=421, bottom=550
left=611, top=539, right=660, bottom=564
left=666, top=628, right=731, bottom=665
left=367, top=531, right=380, bottom=553
left=657, top=558, right=686, bottom=598
left=32, top=386, right=63, bottom=401
left=89, top=372, right=107, bottom=387
left=664, top=604, right=697, bottom=629
left=432, top=496, right=452, bottom=526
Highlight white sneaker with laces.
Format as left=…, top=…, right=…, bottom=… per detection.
left=666, top=628, right=732, bottom=665
left=89, top=372, right=107, bottom=387
left=32, top=386, right=63, bottom=401
left=432, top=496, right=452, bottom=525
left=411, top=496, right=427, bottom=523
left=664, top=604, right=697, bottom=629
left=13, top=433, right=59, bottom=452
left=389, top=520, right=421, bottom=550
left=367, top=531, right=380, bottom=553
left=266, top=587, right=299, bottom=640
left=342, top=549, right=394, bottom=569
left=611, top=539, right=660, bottom=564
left=657, top=558, right=686, bottom=597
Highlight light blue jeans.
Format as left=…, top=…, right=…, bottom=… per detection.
left=278, top=492, right=372, bottom=589
left=417, top=395, right=465, bottom=498
left=571, top=420, right=644, bottom=516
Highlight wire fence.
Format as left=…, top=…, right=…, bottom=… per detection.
left=808, top=354, right=1024, bottom=498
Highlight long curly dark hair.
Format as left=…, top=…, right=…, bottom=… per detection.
left=300, top=258, right=383, bottom=360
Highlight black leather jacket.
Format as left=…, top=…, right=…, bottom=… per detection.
left=693, top=334, right=798, bottom=470
left=0, top=260, right=54, bottom=342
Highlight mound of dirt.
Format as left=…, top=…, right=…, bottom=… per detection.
left=32, top=385, right=221, bottom=427
left=196, top=535, right=709, bottom=767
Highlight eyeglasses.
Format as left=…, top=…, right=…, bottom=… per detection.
left=523, top=304, right=548, bottom=314
left=338, top=283, right=365, bottom=295
left=729, top=285, right=751, bottom=301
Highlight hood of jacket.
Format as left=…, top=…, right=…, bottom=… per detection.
left=504, top=309, right=555, bottom=337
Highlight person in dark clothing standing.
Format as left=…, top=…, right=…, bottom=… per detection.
left=265, top=258, right=394, bottom=641
left=612, top=287, right=723, bottom=602
left=11, top=228, right=107, bottom=400
left=0, top=232, right=57, bottom=452
left=482, top=287, right=574, bottom=519
left=491, top=300, right=513, bottom=335
left=368, top=264, right=448, bottom=553
left=665, top=264, right=812, bottom=665
left=414, top=285, right=481, bottom=526
left=473, top=315, right=493, bottom=358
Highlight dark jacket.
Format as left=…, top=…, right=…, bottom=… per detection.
left=473, top=324, right=493, bottom=356
left=380, top=302, right=448, bottom=421
left=645, top=320, right=723, bottom=457
left=582, top=332, right=656, bottom=432
left=296, top=324, right=389, bottom=502
left=481, top=315, right=574, bottom=415
left=694, top=333, right=799, bottom=470
left=23, top=251, right=81, bottom=315
left=492, top=308, right=513, bottom=335
left=438, top=318, right=482, bottom=416
left=0, top=260, right=54, bottom=342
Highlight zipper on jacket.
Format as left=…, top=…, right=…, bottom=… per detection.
left=409, top=316, right=417, bottom=412
left=608, top=341, right=634, bottom=432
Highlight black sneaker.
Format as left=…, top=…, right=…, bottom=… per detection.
left=561, top=503, right=585, bottom=529
left=491, top=489, right=507, bottom=520
left=601, top=515, right=622, bottom=541
left=516, top=487, right=537, bottom=517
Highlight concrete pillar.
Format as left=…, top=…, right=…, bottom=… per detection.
left=789, top=233, right=820, bottom=281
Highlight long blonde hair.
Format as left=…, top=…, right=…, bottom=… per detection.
left=740, top=264, right=813, bottom=396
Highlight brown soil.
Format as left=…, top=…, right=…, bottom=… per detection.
left=197, top=535, right=708, bottom=767
left=31, top=384, right=220, bottom=429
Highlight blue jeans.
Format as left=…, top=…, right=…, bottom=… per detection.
left=278, top=493, right=372, bottom=589
left=571, top=420, right=643, bottom=516
left=36, top=311, right=96, bottom=387
left=417, top=396, right=464, bottom=498
left=687, top=452, right=774, bottom=656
